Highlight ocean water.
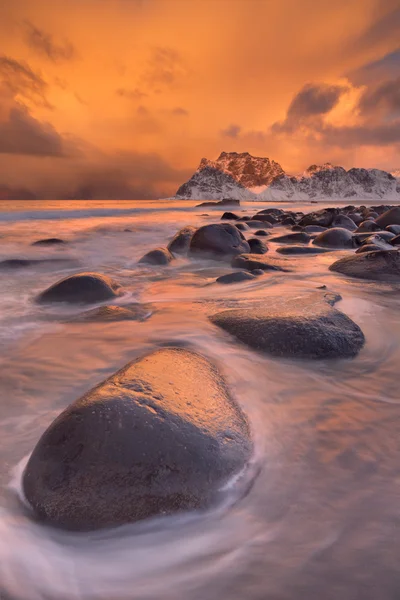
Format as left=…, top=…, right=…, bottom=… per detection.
left=0, top=199, right=400, bottom=600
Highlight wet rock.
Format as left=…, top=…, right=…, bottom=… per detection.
left=391, top=234, right=400, bottom=246
left=347, top=212, right=363, bottom=225
left=167, top=226, right=196, bottom=255
left=0, top=258, right=77, bottom=270
left=36, top=273, right=123, bottom=305
left=210, top=291, right=364, bottom=359
left=386, top=225, right=400, bottom=235
left=331, top=215, right=357, bottom=231
left=256, top=208, right=284, bottom=216
left=231, top=254, right=288, bottom=272
left=216, top=271, right=257, bottom=284
left=269, top=232, right=311, bottom=244
left=330, top=249, right=400, bottom=281
left=221, top=212, right=239, bottom=220
left=354, top=220, right=381, bottom=233
left=69, top=304, right=151, bottom=323
left=254, top=230, right=269, bottom=237
left=247, top=238, right=268, bottom=254
left=252, top=269, right=265, bottom=276
left=276, top=246, right=331, bottom=255
left=355, top=244, right=388, bottom=254
left=195, top=199, right=240, bottom=208
left=376, top=207, right=400, bottom=228
left=302, top=225, right=327, bottom=233
left=32, top=238, right=66, bottom=246
left=280, top=217, right=296, bottom=226
left=235, top=223, right=249, bottom=232
left=251, top=214, right=277, bottom=224
left=246, top=220, right=272, bottom=229
left=312, top=228, right=355, bottom=249
left=23, top=347, right=252, bottom=531
left=298, top=208, right=338, bottom=228
left=291, top=225, right=303, bottom=232
left=189, top=224, right=250, bottom=259
left=138, top=247, right=174, bottom=265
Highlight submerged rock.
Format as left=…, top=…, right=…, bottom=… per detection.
left=0, top=258, right=77, bottom=269
left=269, top=232, right=311, bottom=244
left=231, top=253, right=288, bottom=272
left=32, top=238, right=66, bottom=246
left=312, top=227, right=355, bottom=249
left=23, top=347, right=252, bottom=531
left=298, top=208, right=338, bottom=228
left=69, top=304, right=151, bottom=323
left=167, top=226, right=196, bottom=255
left=210, top=291, right=364, bottom=359
left=189, top=223, right=250, bottom=259
left=276, top=245, right=331, bottom=255
left=247, top=238, right=268, bottom=254
left=216, top=271, right=257, bottom=284
left=330, top=250, right=400, bottom=281
left=36, top=273, right=123, bottom=305
left=139, top=247, right=174, bottom=265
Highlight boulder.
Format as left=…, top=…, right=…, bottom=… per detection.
left=354, top=220, right=381, bottom=233
left=246, top=220, right=272, bottom=229
left=391, top=234, right=400, bottom=246
left=269, top=232, right=311, bottom=244
left=251, top=214, right=277, bottom=224
left=231, top=254, right=288, bottom=272
left=0, top=258, right=77, bottom=270
left=312, top=228, right=355, bottom=249
left=330, top=249, right=400, bottom=281
left=221, top=212, right=239, bottom=220
left=189, top=224, right=250, bottom=259
left=302, top=225, right=327, bottom=233
left=216, top=271, right=257, bottom=284
left=280, top=217, right=296, bottom=226
left=235, top=223, right=249, bottom=232
left=36, top=273, right=123, bottom=305
left=23, top=348, right=252, bottom=531
left=167, top=226, right=196, bottom=255
left=386, top=225, right=400, bottom=235
left=210, top=291, right=364, bottom=359
left=331, top=215, right=357, bottom=231
left=298, top=208, right=338, bottom=228
left=247, top=238, right=268, bottom=254
left=69, top=304, right=151, bottom=323
left=276, top=246, right=331, bottom=255
left=376, top=207, right=400, bottom=228
left=32, top=238, right=66, bottom=246
left=254, top=230, right=269, bottom=237
left=139, top=247, right=174, bottom=265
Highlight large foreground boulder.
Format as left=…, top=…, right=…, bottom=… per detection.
left=23, top=348, right=252, bottom=531
left=329, top=250, right=400, bottom=281
left=36, top=273, right=123, bottom=305
left=189, top=223, right=250, bottom=259
left=210, top=292, right=364, bottom=359
left=167, top=226, right=196, bottom=255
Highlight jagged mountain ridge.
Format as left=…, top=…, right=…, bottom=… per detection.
left=175, top=152, right=400, bottom=201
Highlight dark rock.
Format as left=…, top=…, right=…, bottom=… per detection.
left=331, top=215, right=357, bottom=231
left=167, top=226, right=196, bottom=255
left=36, top=273, right=123, bottom=305
left=355, top=244, right=389, bottom=254
left=254, top=230, right=269, bottom=236
left=347, top=213, right=363, bottom=225
left=376, top=207, right=400, bottom=228
left=231, top=254, right=288, bottom=272
left=330, top=249, right=400, bottom=281
left=302, top=225, right=328, bottom=233
left=251, top=214, right=277, bottom=224
left=0, top=258, right=77, bottom=270
left=195, top=199, right=240, bottom=208
left=210, top=291, right=364, bottom=359
left=252, top=269, right=265, bottom=276
left=216, top=271, right=257, bottom=284
left=32, top=238, right=66, bottom=246
left=312, top=228, right=355, bottom=248
left=69, top=304, right=151, bottom=323
left=22, top=347, right=252, bottom=531
left=355, top=220, right=381, bottom=233
left=391, top=234, right=400, bottom=246
left=246, top=220, right=272, bottom=229
left=139, top=247, right=174, bottom=266
left=298, top=208, right=338, bottom=227
left=221, top=212, right=239, bottom=220
left=280, top=217, right=296, bottom=226
left=269, top=232, right=311, bottom=244
left=276, top=246, right=331, bottom=255
left=386, top=225, right=400, bottom=235
left=256, top=208, right=284, bottom=216
left=291, top=225, right=303, bottom=231
left=189, top=224, right=250, bottom=259
left=235, top=223, right=249, bottom=232
left=247, top=238, right=268, bottom=254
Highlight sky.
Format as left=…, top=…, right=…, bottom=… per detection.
left=0, top=0, right=399, bottom=199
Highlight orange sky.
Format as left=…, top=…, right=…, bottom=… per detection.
left=0, top=0, right=399, bottom=198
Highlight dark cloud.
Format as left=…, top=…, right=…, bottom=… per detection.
left=221, top=123, right=242, bottom=138
left=322, top=121, right=400, bottom=147
left=116, top=87, right=148, bottom=100
left=358, top=77, right=400, bottom=117
left=141, top=47, right=186, bottom=90
left=348, top=48, right=400, bottom=86
left=0, top=104, right=67, bottom=156
left=0, top=55, right=50, bottom=107
left=23, top=21, right=76, bottom=63
left=352, top=5, right=400, bottom=54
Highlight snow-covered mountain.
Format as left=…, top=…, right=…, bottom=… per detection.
left=175, top=152, right=400, bottom=201
left=391, top=169, right=400, bottom=179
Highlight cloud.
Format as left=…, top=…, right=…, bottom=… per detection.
left=348, top=48, right=400, bottom=85
left=221, top=123, right=242, bottom=138
left=0, top=103, right=69, bottom=156
left=358, top=76, right=400, bottom=117
left=0, top=55, right=50, bottom=107
left=23, top=21, right=76, bottom=63
left=351, top=4, right=400, bottom=54
left=141, top=47, right=186, bottom=90
left=116, top=87, right=148, bottom=100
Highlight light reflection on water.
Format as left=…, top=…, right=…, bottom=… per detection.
left=0, top=200, right=400, bottom=599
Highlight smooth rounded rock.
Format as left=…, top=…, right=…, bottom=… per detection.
left=330, top=249, right=400, bottom=281
left=298, top=208, right=338, bottom=228
left=23, top=347, right=252, bottom=531
left=235, top=223, right=249, bottom=232
left=210, top=291, right=364, bottom=359
left=376, top=208, right=400, bottom=228
left=221, top=212, right=239, bottom=220
left=69, top=304, right=151, bottom=323
left=189, top=224, right=250, bottom=259
left=167, top=226, right=196, bottom=255
left=269, top=232, right=311, bottom=244
left=138, top=247, right=174, bottom=265
left=32, top=238, right=66, bottom=246
left=36, top=273, right=123, bottom=305
left=247, top=238, right=268, bottom=254
left=302, top=225, right=327, bottom=233
left=231, top=254, right=288, bottom=272
left=386, top=225, right=400, bottom=235
left=312, top=228, right=355, bottom=249
left=276, top=245, right=331, bottom=255
left=254, top=230, right=269, bottom=237
left=216, top=271, right=257, bottom=284
left=331, top=215, right=357, bottom=231
left=355, top=221, right=381, bottom=233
